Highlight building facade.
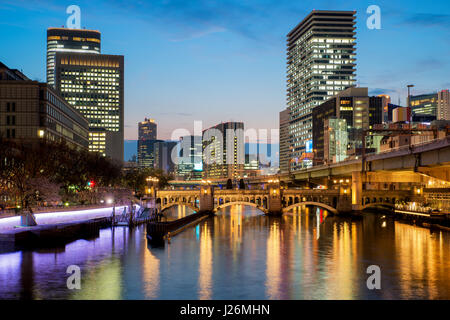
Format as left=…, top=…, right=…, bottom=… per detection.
left=154, top=141, right=177, bottom=174
left=47, top=28, right=101, bottom=87
left=438, top=89, right=450, bottom=121
left=202, top=122, right=245, bottom=179
left=176, top=135, right=203, bottom=180
left=138, top=118, right=158, bottom=168
left=324, top=117, right=348, bottom=163
left=53, top=52, right=124, bottom=161
left=0, top=62, right=89, bottom=151
left=312, top=87, right=382, bottom=162
left=279, top=109, right=290, bottom=174
left=286, top=10, right=356, bottom=171
left=410, top=93, right=438, bottom=119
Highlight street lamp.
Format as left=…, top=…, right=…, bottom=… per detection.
left=407, top=84, right=415, bottom=109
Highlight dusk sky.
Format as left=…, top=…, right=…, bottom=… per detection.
left=1, top=0, right=449, bottom=141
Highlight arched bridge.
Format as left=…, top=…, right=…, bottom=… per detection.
left=156, top=187, right=353, bottom=215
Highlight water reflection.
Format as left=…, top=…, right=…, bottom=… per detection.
left=0, top=204, right=450, bottom=299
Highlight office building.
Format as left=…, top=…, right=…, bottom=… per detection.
left=279, top=109, right=290, bottom=174
left=176, top=135, right=203, bottom=180
left=378, top=94, right=393, bottom=123
left=154, top=141, right=177, bottom=174
left=0, top=62, right=89, bottom=151
left=312, top=87, right=382, bottom=161
left=438, top=89, right=450, bottom=120
left=53, top=52, right=124, bottom=161
left=47, top=28, right=101, bottom=87
left=324, top=117, right=348, bottom=163
left=202, top=122, right=244, bottom=179
left=386, top=103, right=404, bottom=123
left=392, top=107, right=411, bottom=123
left=138, top=117, right=157, bottom=140
left=410, top=93, right=438, bottom=118
left=286, top=10, right=356, bottom=171
left=138, top=118, right=159, bottom=169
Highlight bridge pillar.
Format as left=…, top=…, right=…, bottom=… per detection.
left=199, top=186, right=214, bottom=212
left=352, top=171, right=363, bottom=211
left=267, top=187, right=282, bottom=215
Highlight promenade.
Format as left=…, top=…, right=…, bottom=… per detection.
left=0, top=206, right=127, bottom=232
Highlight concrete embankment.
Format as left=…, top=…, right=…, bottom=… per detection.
left=147, top=211, right=213, bottom=245
left=0, top=217, right=110, bottom=252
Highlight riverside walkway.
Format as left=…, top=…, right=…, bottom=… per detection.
left=0, top=206, right=127, bottom=232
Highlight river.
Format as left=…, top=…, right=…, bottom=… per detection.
left=0, top=205, right=449, bottom=299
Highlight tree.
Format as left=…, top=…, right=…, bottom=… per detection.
left=239, top=179, right=245, bottom=190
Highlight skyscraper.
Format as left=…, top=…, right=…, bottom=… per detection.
left=286, top=10, right=356, bottom=171
left=154, top=141, right=177, bottom=174
left=138, top=118, right=160, bottom=168
left=54, top=52, right=124, bottom=161
left=279, top=109, right=290, bottom=174
left=47, top=28, right=101, bottom=87
left=438, top=89, right=450, bottom=120
left=202, top=122, right=244, bottom=179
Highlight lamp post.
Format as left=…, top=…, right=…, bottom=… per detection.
left=146, top=176, right=159, bottom=208
left=407, top=84, right=415, bottom=109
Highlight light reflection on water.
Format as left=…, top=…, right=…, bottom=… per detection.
left=0, top=205, right=450, bottom=300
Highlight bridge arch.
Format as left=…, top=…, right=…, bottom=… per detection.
left=160, top=202, right=199, bottom=212
left=282, top=202, right=338, bottom=215
left=214, top=201, right=268, bottom=214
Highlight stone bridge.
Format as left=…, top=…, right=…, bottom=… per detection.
left=156, top=185, right=412, bottom=215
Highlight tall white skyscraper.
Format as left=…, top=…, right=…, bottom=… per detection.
left=286, top=10, right=356, bottom=171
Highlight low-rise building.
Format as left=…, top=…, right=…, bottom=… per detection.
left=0, top=62, right=89, bottom=151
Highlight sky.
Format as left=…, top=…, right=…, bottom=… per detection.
left=0, top=0, right=449, bottom=142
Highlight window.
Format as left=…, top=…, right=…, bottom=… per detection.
left=6, top=102, right=10, bottom=112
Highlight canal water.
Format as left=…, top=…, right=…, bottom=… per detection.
left=0, top=205, right=450, bottom=300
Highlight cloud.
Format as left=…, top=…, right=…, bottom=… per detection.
left=369, top=88, right=398, bottom=96
left=104, top=0, right=310, bottom=43
left=168, top=26, right=227, bottom=42
left=415, top=58, right=446, bottom=70
left=401, top=13, right=450, bottom=30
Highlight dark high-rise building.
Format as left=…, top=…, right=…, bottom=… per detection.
left=47, top=28, right=101, bottom=87
left=286, top=10, right=357, bottom=171
left=138, top=118, right=159, bottom=168
left=154, top=141, right=177, bottom=174
left=53, top=52, right=124, bottom=161
left=202, top=122, right=244, bottom=179
left=312, top=87, right=382, bottom=161
left=0, top=62, right=89, bottom=151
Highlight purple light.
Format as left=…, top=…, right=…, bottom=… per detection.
left=0, top=206, right=127, bottom=231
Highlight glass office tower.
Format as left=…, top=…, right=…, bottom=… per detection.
left=54, top=52, right=124, bottom=162
left=138, top=118, right=159, bottom=168
left=286, top=10, right=356, bottom=171
left=47, top=28, right=101, bottom=87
